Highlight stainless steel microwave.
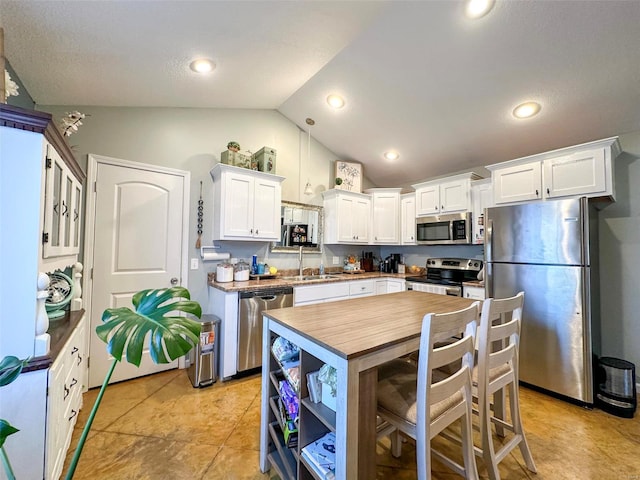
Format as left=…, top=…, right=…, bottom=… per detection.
left=415, top=212, right=472, bottom=245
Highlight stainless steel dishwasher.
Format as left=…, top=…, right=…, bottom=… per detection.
left=238, top=286, right=293, bottom=372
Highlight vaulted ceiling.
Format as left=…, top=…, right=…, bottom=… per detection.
left=2, top=0, right=639, bottom=186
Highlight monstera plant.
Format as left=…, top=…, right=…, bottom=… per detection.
left=64, top=286, right=202, bottom=479
left=0, top=356, right=30, bottom=480
left=0, top=287, right=201, bottom=480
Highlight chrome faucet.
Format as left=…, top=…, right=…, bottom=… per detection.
left=298, top=245, right=304, bottom=276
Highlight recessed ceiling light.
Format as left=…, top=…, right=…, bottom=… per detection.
left=326, top=94, right=345, bottom=109
left=189, top=59, right=215, bottom=73
left=465, top=0, right=495, bottom=19
left=513, top=102, right=542, bottom=119
left=384, top=151, right=400, bottom=161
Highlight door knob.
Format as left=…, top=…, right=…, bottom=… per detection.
left=170, top=277, right=179, bottom=286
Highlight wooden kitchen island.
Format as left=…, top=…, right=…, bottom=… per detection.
left=259, top=290, right=478, bottom=480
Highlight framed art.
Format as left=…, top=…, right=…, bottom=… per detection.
left=334, top=161, right=362, bottom=193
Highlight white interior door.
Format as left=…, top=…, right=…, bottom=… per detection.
left=88, top=159, right=188, bottom=387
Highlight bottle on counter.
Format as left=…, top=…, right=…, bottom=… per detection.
left=251, top=255, right=258, bottom=274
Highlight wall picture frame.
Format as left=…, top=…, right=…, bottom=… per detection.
left=334, top=161, right=362, bottom=193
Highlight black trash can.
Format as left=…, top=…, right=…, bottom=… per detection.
left=596, top=357, right=636, bottom=418
left=187, top=314, right=220, bottom=388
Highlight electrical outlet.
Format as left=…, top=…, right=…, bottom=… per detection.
left=332, top=256, right=340, bottom=265
left=190, top=258, right=199, bottom=270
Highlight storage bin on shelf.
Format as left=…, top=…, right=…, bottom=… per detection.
left=254, top=146, right=277, bottom=173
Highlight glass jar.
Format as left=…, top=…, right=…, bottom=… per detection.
left=234, top=259, right=250, bottom=281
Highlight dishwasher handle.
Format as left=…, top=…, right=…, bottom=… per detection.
left=239, top=287, right=293, bottom=299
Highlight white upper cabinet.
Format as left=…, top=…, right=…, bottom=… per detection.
left=470, top=178, right=493, bottom=245
left=42, top=143, right=83, bottom=258
left=544, top=147, right=606, bottom=199
left=323, top=189, right=371, bottom=244
left=401, top=193, right=416, bottom=245
left=367, top=188, right=401, bottom=244
left=412, top=173, right=478, bottom=216
left=211, top=163, right=284, bottom=241
left=487, top=137, right=620, bottom=205
left=491, top=160, right=542, bottom=204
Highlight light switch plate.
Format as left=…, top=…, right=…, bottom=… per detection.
left=190, top=258, right=199, bottom=270
left=332, top=256, right=340, bottom=265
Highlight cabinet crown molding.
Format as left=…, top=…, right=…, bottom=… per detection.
left=485, top=136, right=621, bottom=171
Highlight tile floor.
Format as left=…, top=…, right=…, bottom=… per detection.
left=64, top=369, right=640, bottom=479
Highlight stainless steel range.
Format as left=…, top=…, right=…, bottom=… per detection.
left=405, top=258, right=483, bottom=296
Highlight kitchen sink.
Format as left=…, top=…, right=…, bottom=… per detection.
left=280, top=274, right=340, bottom=281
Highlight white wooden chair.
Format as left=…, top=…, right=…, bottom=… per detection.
left=473, top=292, right=536, bottom=480
left=377, top=302, right=481, bottom=480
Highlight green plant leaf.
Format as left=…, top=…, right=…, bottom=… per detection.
left=0, top=357, right=29, bottom=387
left=0, top=420, right=19, bottom=449
left=97, top=287, right=202, bottom=367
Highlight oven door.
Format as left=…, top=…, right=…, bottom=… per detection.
left=406, top=282, right=462, bottom=296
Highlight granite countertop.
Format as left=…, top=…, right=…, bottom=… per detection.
left=207, top=270, right=414, bottom=292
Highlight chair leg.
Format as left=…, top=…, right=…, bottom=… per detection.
left=390, top=428, right=403, bottom=458
left=492, top=387, right=507, bottom=438
left=416, top=435, right=430, bottom=480
left=461, top=409, right=479, bottom=480
left=480, top=390, right=501, bottom=480
left=509, top=382, right=537, bottom=473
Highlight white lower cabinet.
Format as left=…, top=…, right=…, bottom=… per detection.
left=463, top=285, right=485, bottom=300
left=46, top=314, right=87, bottom=480
left=294, top=278, right=402, bottom=306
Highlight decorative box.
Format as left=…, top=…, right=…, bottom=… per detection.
left=254, top=146, right=277, bottom=173
left=220, top=150, right=250, bottom=169
left=321, top=382, right=336, bottom=411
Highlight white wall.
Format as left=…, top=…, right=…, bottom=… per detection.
left=599, top=130, right=640, bottom=375
left=37, top=106, right=377, bottom=307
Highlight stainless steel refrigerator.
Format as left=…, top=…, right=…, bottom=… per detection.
left=485, top=197, right=600, bottom=404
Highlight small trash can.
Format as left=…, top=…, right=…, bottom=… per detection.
left=187, top=314, right=220, bottom=388
left=596, top=357, right=636, bottom=418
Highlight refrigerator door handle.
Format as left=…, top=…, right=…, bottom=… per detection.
left=486, top=218, right=494, bottom=298
left=486, top=218, right=493, bottom=263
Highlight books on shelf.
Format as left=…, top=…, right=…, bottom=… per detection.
left=301, top=432, right=336, bottom=480
left=306, top=370, right=322, bottom=403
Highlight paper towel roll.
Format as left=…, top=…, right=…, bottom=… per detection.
left=200, top=247, right=231, bottom=262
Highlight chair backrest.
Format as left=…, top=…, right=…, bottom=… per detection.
left=477, top=292, right=525, bottom=386
left=416, top=302, right=481, bottom=416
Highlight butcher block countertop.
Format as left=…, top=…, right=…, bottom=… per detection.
left=263, top=290, right=479, bottom=360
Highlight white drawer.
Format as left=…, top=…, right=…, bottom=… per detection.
left=349, top=280, right=375, bottom=297
left=294, top=282, right=350, bottom=305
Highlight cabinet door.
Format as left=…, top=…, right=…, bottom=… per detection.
left=371, top=193, right=399, bottom=244
left=440, top=179, right=470, bottom=213
left=471, top=181, right=492, bottom=244
left=43, top=145, right=82, bottom=258
left=401, top=195, right=416, bottom=244
left=375, top=280, right=387, bottom=295
left=253, top=177, right=281, bottom=240
left=544, top=148, right=606, bottom=199
left=222, top=171, right=254, bottom=238
left=336, top=195, right=355, bottom=242
left=463, top=285, right=485, bottom=300
left=415, top=184, right=439, bottom=215
left=387, top=279, right=405, bottom=293
left=352, top=197, right=371, bottom=243
left=493, top=161, right=542, bottom=204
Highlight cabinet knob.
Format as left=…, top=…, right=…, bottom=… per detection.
left=70, top=378, right=78, bottom=388
left=547, top=188, right=550, bottom=195
left=64, top=385, right=70, bottom=400
left=535, top=189, right=539, bottom=196
left=441, top=205, right=444, bottom=210
left=255, top=229, right=259, bottom=235
left=68, top=409, right=77, bottom=422
left=71, top=346, right=78, bottom=355
left=77, top=355, right=82, bottom=366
